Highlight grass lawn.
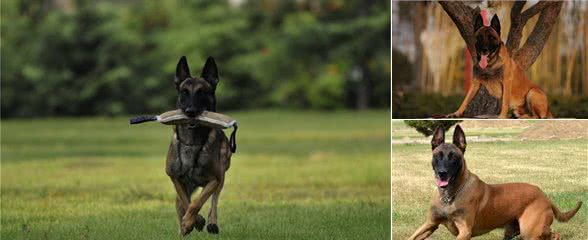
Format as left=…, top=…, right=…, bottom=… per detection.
left=1, top=110, right=391, bottom=240
left=392, top=122, right=588, bottom=239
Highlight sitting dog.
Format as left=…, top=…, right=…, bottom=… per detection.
left=447, top=14, right=552, bottom=118
left=408, top=125, right=581, bottom=240
left=166, top=56, right=233, bottom=236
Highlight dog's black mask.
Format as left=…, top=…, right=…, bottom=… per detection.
left=174, top=56, right=219, bottom=117
left=474, top=14, right=501, bottom=73
left=430, top=125, right=467, bottom=189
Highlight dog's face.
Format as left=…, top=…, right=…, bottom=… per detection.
left=174, top=56, right=219, bottom=117
left=474, top=14, right=502, bottom=71
left=430, top=125, right=467, bottom=189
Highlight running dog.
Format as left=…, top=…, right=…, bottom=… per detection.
left=166, top=56, right=233, bottom=236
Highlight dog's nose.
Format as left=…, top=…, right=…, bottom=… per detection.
left=184, top=108, right=196, bottom=117
left=437, top=171, right=448, bottom=179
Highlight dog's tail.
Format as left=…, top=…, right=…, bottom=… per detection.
left=552, top=201, right=582, bottom=222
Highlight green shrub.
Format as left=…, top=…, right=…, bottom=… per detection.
left=404, top=120, right=462, bottom=137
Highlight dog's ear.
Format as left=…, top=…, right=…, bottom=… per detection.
left=431, top=126, right=445, bottom=151
left=201, top=56, right=219, bottom=88
left=490, top=14, right=501, bottom=36
left=175, top=56, right=191, bottom=90
left=452, top=125, right=467, bottom=153
left=474, top=12, right=484, bottom=31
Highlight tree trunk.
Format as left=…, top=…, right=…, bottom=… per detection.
left=413, top=2, right=427, bottom=91
left=355, top=0, right=373, bottom=110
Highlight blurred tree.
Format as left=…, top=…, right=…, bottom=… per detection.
left=0, top=0, right=390, bottom=117
left=405, top=120, right=462, bottom=137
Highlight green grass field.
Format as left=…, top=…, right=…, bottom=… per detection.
left=392, top=122, right=588, bottom=239
left=1, top=110, right=390, bottom=240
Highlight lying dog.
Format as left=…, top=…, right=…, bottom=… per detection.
left=408, top=125, right=581, bottom=240
left=166, top=56, right=233, bottom=236
left=447, top=14, right=552, bottom=118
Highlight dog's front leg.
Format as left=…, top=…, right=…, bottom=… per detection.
left=170, top=177, right=190, bottom=207
left=408, top=219, right=439, bottom=240
left=170, top=177, right=192, bottom=234
left=447, top=80, right=481, bottom=118
left=181, top=180, right=219, bottom=235
left=499, top=76, right=512, bottom=118
left=454, top=217, right=473, bottom=240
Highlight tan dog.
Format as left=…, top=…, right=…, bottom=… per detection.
left=408, top=125, right=582, bottom=240
left=447, top=14, right=552, bottom=119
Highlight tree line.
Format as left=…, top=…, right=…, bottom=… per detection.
left=1, top=0, right=390, bottom=117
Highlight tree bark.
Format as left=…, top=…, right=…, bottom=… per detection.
left=513, top=2, right=563, bottom=70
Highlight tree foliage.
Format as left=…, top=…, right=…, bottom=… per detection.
left=1, top=0, right=390, bottom=117
left=404, top=120, right=462, bottom=137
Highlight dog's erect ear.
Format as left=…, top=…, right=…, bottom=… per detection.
left=474, top=12, right=485, bottom=31
left=490, top=14, right=501, bottom=36
left=452, top=125, right=467, bottom=153
left=175, top=56, right=191, bottom=89
left=431, top=126, right=445, bottom=151
left=201, top=56, right=219, bottom=88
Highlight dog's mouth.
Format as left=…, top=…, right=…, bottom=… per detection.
left=479, top=53, right=489, bottom=69
left=435, top=177, right=451, bottom=188
left=187, top=123, right=197, bottom=129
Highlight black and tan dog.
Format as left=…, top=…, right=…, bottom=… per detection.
left=166, top=56, right=233, bottom=236
left=408, top=125, right=582, bottom=240
left=447, top=14, right=552, bottom=119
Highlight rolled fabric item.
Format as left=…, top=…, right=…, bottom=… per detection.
left=129, top=109, right=237, bottom=129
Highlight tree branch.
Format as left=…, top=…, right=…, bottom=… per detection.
left=505, top=1, right=526, bottom=53
left=513, top=1, right=563, bottom=69
left=438, top=1, right=479, bottom=60
left=521, top=1, right=552, bottom=20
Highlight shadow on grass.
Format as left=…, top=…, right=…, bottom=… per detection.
left=2, top=200, right=390, bottom=240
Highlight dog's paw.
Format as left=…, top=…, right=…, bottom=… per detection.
left=180, top=220, right=194, bottom=236
left=206, top=224, right=219, bottom=234
left=445, top=112, right=462, bottom=118
left=430, top=114, right=447, bottom=119
left=194, top=214, right=206, bottom=232
left=181, top=213, right=205, bottom=236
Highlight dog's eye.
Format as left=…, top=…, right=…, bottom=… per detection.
left=181, top=90, right=189, bottom=96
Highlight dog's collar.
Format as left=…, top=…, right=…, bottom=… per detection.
left=440, top=174, right=472, bottom=204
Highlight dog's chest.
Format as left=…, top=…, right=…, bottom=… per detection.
left=167, top=126, right=217, bottom=186
left=433, top=203, right=462, bottom=219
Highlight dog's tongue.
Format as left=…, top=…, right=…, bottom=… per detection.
left=436, top=179, right=449, bottom=187
left=479, top=54, right=488, bottom=69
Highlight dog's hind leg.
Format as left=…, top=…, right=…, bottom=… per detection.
left=526, top=88, right=551, bottom=119
left=518, top=206, right=554, bottom=240
left=513, top=106, right=531, bottom=119
left=503, top=220, right=520, bottom=240
left=206, top=178, right=224, bottom=234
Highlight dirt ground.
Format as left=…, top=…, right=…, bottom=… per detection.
left=517, top=121, right=588, bottom=140
left=460, top=120, right=587, bottom=140
left=459, top=120, right=533, bottom=129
